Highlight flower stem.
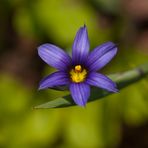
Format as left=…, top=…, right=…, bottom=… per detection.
left=34, top=63, right=148, bottom=109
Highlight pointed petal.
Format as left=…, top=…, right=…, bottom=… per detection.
left=72, top=25, right=90, bottom=64
left=39, top=71, right=70, bottom=90
left=86, top=72, right=118, bottom=92
left=38, top=43, right=72, bottom=71
left=86, top=42, right=117, bottom=71
left=70, top=82, right=90, bottom=106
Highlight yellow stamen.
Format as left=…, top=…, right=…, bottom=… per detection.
left=70, top=65, right=87, bottom=83
left=75, top=65, right=82, bottom=72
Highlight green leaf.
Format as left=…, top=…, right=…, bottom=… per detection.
left=34, top=63, right=148, bottom=109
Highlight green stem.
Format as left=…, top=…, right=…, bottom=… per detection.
left=34, top=63, right=148, bottom=109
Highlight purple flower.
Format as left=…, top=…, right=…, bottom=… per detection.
left=38, top=25, right=118, bottom=106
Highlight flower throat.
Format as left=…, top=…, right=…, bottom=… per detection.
left=70, top=65, right=87, bottom=83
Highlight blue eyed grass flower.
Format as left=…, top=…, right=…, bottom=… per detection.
left=38, top=25, right=118, bottom=106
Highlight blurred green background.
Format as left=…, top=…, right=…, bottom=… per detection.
left=0, top=0, right=148, bottom=147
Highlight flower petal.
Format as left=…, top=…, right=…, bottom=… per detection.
left=38, top=43, right=72, bottom=71
left=86, top=72, right=118, bottom=92
left=38, top=71, right=70, bottom=90
left=72, top=25, right=90, bottom=64
left=86, top=42, right=117, bottom=71
left=70, top=82, right=90, bottom=106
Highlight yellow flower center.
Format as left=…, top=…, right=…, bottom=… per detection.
left=70, top=65, right=87, bottom=83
